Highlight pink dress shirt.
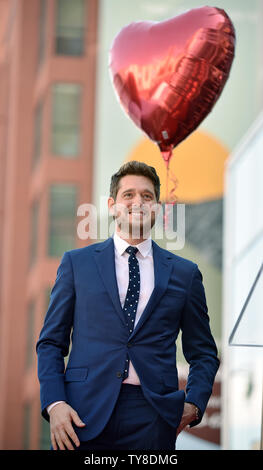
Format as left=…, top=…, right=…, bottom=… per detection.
left=113, top=232, right=154, bottom=384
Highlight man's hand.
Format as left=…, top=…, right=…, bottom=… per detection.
left=176, top=403, right=197, bottom=437
left=49, top=402, right=86, bottom=450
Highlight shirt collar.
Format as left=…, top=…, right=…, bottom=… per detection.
left=113, top=231, right=152, bottom=258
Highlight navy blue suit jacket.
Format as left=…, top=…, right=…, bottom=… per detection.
left=36, top=237, right=219, bottom=442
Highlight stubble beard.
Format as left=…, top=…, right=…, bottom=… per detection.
left=114, top=204, right=156, bottom=240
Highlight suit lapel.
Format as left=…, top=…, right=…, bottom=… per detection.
left=93, top=237, right=173, bottom=336
left=93, top=237, right=127, bottom=328
left=129, top=240, right=173, bottom=339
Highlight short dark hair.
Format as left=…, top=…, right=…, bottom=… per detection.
left=109, top=161, right=161, bottom=201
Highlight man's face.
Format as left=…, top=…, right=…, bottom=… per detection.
left=108, top=174, right=161, bottom=239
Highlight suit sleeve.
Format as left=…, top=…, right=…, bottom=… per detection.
left=180, top=264, right=220, bottom=426
left=36, top=251, right=75, bottom=421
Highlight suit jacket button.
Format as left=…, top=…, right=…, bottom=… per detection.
left=127, top=342, right=132, bottom=348
left=116, top=372, right=122, bottom=378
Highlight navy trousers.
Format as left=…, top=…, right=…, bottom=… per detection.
left=75, top=384, right=177, bottom=450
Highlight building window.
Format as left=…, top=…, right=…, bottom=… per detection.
left=25, top=301, right=35, bottom=370
left=48, top=184, right=77, bottom=257
left=55, top=0, right=85, bottom=56
left=38, top=0, right=47, bottom=66
left=51, top=83, right=82, bottom=157
left=32, top=102, right=43, bottom=169
left=30, top=199, right=40, bottom=267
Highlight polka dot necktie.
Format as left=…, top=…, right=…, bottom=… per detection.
left=123, top=246, right=140, bottom=334
left=122, top=246, right=140, bottom=380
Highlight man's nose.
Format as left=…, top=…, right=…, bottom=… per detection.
left=132, top=194, right=143, bottom=205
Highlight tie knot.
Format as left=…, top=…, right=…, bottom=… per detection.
left=126, top=246, right=138, bottom=256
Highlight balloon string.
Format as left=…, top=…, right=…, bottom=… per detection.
left=164, top=162, right=179, bottom=233
left=161, top=146, right=178, bottom=232
left=164, top=161, right=170, bottom=231
left=166, top=160, right=169, bottom=203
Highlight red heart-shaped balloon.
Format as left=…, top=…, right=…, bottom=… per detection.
left=109, top=6, right=235, bottom=164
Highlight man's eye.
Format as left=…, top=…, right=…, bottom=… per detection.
left=124, top=193, right=132, bottom=198
left=144, top=194, right=152, bottom=199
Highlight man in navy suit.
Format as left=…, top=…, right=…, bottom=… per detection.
left=36, top=160, right=219, bottom=450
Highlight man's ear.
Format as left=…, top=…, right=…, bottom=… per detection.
left=108, top=197, right=115, bottom=216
